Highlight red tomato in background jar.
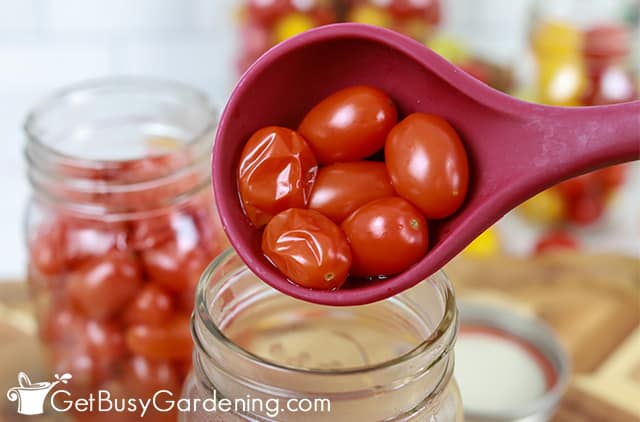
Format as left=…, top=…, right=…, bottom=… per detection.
left=51, top=342, right=110, bottom=388
left=123, top=284, right=175, bottom=326
left=298, top=86, right=397, bottom=164
left=238, top=126, right=318, bottom=227
left=39, top=305, right=85, bottom=343
left=141, top=228, right=210, bottom=293
left=388, top=0, right=441, bottom=22
left=64, top=220, right=129, bottom=269
left=247, top=0, right=293, bottom=25
left=122, top=356, right=181, bottom=398
left=308, top=161, right=396, bottom=223
left=262, top=209, right=352, bottom=289
left=67, top=251, right=142, bottom=320
left=385, top=113, right=469, bottom=219
left=29, top=217, right=128, bottom=276
left=29, top=221, right=66, bottom=277
left=341, top=197, right=428, bottom=277
left=125, top=315, right=192, bottom=361
left=84, top=320, right=127, bottom=370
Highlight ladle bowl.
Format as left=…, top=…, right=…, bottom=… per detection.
left=213, top=23, right=640, bottom=306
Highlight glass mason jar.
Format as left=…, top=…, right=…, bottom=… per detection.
left=182, top=249, right=463, bottom=422
left=24, top=78, right=227, bottom=421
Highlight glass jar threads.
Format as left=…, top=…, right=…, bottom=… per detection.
left=182, top=249, right=463, bottom=421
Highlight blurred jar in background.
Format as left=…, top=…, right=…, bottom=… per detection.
left=521, top=0, right=638, bottom=230
left=236, top=0, right=441, bottom=73
left=236, top=0, right=338, bottom=72
left=24, top=78, right=227, bottom=422
left=347, top=0, right=441, bottom=41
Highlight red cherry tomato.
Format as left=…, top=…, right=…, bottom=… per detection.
left=556, top=173, right=601, bottom=200
left=122, top=356, right=181, bottom=398
left=67, top=251, right=142, bottom=320
left=388, top=0, right=439, bottom=20
left=51, top=343, right=106, bottom=388
left=238, top=126, right=318, bottom=227
left=247, top=0, right=293, bottom=25
left=534, top=232, right=579, bottom=254
left=385, top=113, right=469, bottom=218
left=262, top=208, right=352, bottom=289
left=125, top=315, right=192, bottom=361
left=599, top=164, right=627, bottom=191
left=123, top=284, right=175, bottom=326
left=341, top=197, right=428, bottom=277
left=141, top=225, right=210, bottom=293
left=567, top=195, right=605, bottom=225
left=84, top=320, right=126, bottom=370
left=298, top=86, right=397, bottom=164
left=308, top=161, right=396, bottom=223
left=39, top=305, right=85, bottom=344
left=29, top=221, right=66, bottom=277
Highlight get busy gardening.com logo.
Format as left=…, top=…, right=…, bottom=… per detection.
left=6, top=371, right=332, bottom=418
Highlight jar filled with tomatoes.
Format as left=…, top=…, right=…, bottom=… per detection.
left=24, top=78, right=227, bottom=421
left=182, top=249, right=463, bottom=421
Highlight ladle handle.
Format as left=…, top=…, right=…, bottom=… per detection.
left=553, top=100, right=639, bottom=166
left=522, top=100, right=640, bottom=193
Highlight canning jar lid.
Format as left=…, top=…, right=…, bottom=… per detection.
left=455, top=301, right=570, bottom=422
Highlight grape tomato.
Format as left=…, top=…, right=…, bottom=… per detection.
left=125, top=315, right=192, bottom=361
left=262, top=208, right=352, bottom=290
left=298, top=85, right=397, bottom=164
left=238, top=126, right=318, bottom=227
left=341, top=197, right=429, bottom=277
left=308, top=161, right=396, bottom=223
left=385, top=113, right=469, bottom=219
left=67, top=251, right=142, bottom=320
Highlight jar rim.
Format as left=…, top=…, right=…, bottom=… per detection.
left=24, top=76, right=218, bottom=216
left=24, top=76, right=217, bottom=168
left=194, top=248, right=458, bottom=376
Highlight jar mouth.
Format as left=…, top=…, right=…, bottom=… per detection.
left=194, top=248, right=458, bottom=376
left=24, top=76, right=217, bottom=166
left=24, top=77, right=218, bottom=215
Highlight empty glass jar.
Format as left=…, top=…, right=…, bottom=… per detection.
left=182, top=249, right=463, bottom=421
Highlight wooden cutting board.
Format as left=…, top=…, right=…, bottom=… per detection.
left=0, top=251, right=638, bottom=421
left=447, top=252, right=640, bottom=421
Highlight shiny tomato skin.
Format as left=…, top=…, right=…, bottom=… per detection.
left=385, top=113, right=469, bottom=219
left=262, top=209, right=352, bottom=290
left=122, top=355, right=181, bottom=398
left=125, top=315, right=192, bottom=361
left=298, top=86, right=397, bottom=164
left=67, top=251, right=142, bottom=320
left=141, top=235, right=209, bottom=293
left=308, top=161, right=396, bottom=223
left=84, top=320, right=127, bottom=370
left=341, top=197, right=428, bottom=277
left=123, top=284, right=175, bottom=326
left=238, top=126, right=318, bottom=227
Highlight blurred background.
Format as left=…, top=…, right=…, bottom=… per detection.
left=0, top=1, right=638, bottom=420
left=0, top=0, right=638, bottom=278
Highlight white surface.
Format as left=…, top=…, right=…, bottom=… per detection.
left=455, top=332, right=548, bottom=413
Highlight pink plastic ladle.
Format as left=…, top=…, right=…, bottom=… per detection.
left=213, top=23, right=640, bottom=306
